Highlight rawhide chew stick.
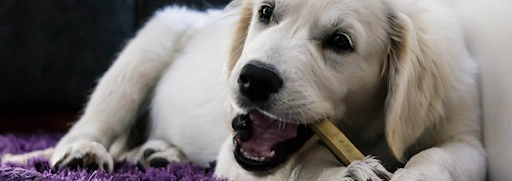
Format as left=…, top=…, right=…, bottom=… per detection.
left=309, top=118, right=365, bottom=165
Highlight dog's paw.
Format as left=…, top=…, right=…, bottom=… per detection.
left=339, top=156, right=392, bottom=181
left=134, top=139, right=187, bottom=168
left=52, top=141, right=113, bottom=172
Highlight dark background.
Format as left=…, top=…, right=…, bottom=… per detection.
left=0, top=0, right=231, bottom=132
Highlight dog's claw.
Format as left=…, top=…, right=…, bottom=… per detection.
left=85, top=162, right=99, bottom=171
left=66, top=158, right=83, bottom=170
left=52, top=141, right=114, bottom=172
left=143, top=149, right=156, bottom=159
left=58, top=156, right=107, bottom=172
left=149, top=157, right=171, bottom=168
left=133, top=139, right=187, bottom=168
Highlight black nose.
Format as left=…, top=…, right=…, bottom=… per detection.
left=238, top=62, right=283, bottom=102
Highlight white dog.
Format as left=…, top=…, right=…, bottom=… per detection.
left=8, top=0, right=488, bottom=180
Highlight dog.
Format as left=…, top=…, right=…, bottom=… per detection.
left=8, top=0, right=487, bottom=180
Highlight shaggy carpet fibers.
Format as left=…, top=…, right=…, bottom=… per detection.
left=0, top=132, right=220, bottom=181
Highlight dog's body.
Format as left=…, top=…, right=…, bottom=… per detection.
left=21, top=0, right=491, bottom=180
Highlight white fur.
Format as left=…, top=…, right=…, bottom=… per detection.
left=450, top=0, right=512, bottom=180
left=2, top=0, right=492, bottom=180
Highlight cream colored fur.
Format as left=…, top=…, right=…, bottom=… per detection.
left=2, top=0, right=489, bottom=180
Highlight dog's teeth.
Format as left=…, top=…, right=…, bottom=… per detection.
left=269, top=151, right=275, bottom=157
left=241, top=149, right=250, bottom=158
left=239, top=148, right=271, bottom=161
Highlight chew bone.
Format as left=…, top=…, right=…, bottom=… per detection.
left=309, top=118, right=365, bottom=165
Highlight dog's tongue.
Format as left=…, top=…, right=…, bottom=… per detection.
left=240, top=111, right=298, bottom=157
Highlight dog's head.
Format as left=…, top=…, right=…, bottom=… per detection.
left=226, top=0, right=459, bottom=172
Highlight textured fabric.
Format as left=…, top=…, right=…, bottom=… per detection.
left=0, top=132, right=221, bottom=181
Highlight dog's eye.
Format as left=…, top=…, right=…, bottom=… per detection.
left=325, top=33, right=354, bottom=52
left=259, top=5, right=273, bottom=24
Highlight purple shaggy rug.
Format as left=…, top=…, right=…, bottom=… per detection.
left=0, top=132, right=220, bottom=181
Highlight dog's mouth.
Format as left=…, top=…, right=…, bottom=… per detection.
left=231, top=110, right=313, bottom=172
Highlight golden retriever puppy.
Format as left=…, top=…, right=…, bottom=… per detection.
left=10, top=0, right=484, bottom=180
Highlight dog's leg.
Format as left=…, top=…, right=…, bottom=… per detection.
left=51, top=7, right=209, bottom=172
left=391, top=137, right=486, bottom=181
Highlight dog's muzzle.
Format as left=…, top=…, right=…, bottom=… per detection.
left=231, top=110, right=313, bottom=172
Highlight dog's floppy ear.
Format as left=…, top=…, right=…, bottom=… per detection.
left=225, top=0, right=245, bottom=10
left=225, top=0, right=254, bottom=76
left=384, top=11, right=450, bottom=161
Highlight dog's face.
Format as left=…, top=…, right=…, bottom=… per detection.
left=227, top=0, right=394, bottom=172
